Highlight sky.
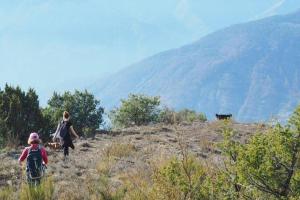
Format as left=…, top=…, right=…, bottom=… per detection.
left=0, top=0, right=299, bottom=104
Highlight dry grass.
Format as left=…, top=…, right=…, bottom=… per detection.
left=103, top=142, right=137, bottom=159
left=0, top=121, right=265, bottom=200
left=0, top=186, right=14, bottom=200
left=18, top=177, right=54, bottom=200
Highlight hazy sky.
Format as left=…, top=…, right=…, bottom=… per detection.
left=0, top=0, right=299, bottom=103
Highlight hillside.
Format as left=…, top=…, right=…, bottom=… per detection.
left=0, top=121, right=264, bottom=199
left=93, top=10, right=300, bottom=122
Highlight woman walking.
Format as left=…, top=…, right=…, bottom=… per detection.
left=53, top=111, right=79, bottom=161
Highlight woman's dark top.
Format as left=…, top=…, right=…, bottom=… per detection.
left=62, top=120, right=74, bottom=149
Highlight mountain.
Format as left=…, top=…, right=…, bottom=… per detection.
left=93, top=10, right=300, bottom=122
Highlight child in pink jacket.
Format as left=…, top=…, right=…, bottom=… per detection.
left=18, top=132, right=48, bottom=185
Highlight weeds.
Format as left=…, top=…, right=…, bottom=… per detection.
left=19, top=177, right=54, bottom=200
left=0, top=186, right=14, bottom=200
left=104, top=142, right=136, bottom=159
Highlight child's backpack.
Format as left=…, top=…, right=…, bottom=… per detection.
left=59, top=121, right=69, bottom=140
left=26, top=146, right=43, bottom=179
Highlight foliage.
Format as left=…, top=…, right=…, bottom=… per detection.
left=0, top=186, right=14, bottom=200
left=236, top=105, right=300, bottom=199
left=109, top=94, right=206, bottom=128
left=0, top=85, right=44, bottom=146
left=110, top=94, right=160, bottom=128
left=19, top=177, right=54, bottom=200
left=89, top=143, right=129, bottom=200
left=43, top=90, right=104, bottom=138
left=158, top=107, right=177, bottom=124
left=214, top=121, right=246, bottom=199
left=123, top=132, right=210, bottom=200
left=212, top=105, right=300, bottom=199
left=151, top=156, right=208, bottom=200
left=159, top=107, right=207, bottom=124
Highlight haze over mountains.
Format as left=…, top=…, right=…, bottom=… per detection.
left=93, top=10, right=300, bottom=122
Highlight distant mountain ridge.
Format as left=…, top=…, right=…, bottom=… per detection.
left=93, top=10, right=300, bottom=122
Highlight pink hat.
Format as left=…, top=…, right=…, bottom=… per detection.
left=27, top=132, right=41, bottom=144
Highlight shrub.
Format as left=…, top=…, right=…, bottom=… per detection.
left=151, top=156, right=208, bottom=200
left=237, top=124, right=300, bottom=199
left=158, top=107, right=207, bottom=124
left=158, top=107, right=177, bottom=124
left=215, top=105, right=300, bottom=199
left=110, top=94, right=160, bottom=128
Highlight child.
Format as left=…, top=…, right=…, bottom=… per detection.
left=19, top=132, right=48, bottom=185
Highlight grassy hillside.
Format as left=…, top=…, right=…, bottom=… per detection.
left=0, top=120, right=265, bottom=199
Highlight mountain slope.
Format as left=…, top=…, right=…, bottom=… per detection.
left=93, top=10, right=300, bottom=122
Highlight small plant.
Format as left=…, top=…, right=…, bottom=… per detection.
left=123, top=130, right=210, bottom=200
left=19, top=177, right=54, bottom=200
left=107, top=142, right=136, bottom=158
left=92, top=142, right=131, bottom=200
left=151, top=156, right=207, bottom=200
left=159, top=107, right=207, bottom=125
left=0, top=186, right=14, bottom=200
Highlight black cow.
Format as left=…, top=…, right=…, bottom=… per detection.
left=216, top=114, right=232, bottom=120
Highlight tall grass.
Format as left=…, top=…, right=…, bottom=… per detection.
left=19, top=177, right=54, bottom=200
left=0, top=186, right=14, bottom=200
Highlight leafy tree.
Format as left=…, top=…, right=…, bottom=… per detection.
left=110, top=94, right=160, bottom=128
left=237, top=105, right=300, bottom=199
left=0, top=85, right=44, bottom=146
left=43, top=90, right=104, bottom=138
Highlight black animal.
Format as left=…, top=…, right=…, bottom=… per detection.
left=216, top=114, right=232, bottom=120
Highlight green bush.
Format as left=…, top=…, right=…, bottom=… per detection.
left=158, top=107, right=177, bottom=124
left=215, top=105, right=300, bottom=199
left=152, top=156, right=208, bottom=200
left=158, top=107, right=207, bottom=124
left=110, top=94, right=160, bottom=128
left=237, top=125, right=300, bottom=198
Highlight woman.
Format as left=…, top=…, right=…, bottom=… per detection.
left=53, top=111, right=79, bottom=160
left=19, top=132, right=48, bottom=185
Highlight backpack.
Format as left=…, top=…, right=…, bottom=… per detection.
left=26, top=145, right=43, bottom=179
left=59, top=121, right=69, bottom=140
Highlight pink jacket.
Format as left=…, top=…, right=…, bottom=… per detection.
left=18, top=144, right=48, bottom=165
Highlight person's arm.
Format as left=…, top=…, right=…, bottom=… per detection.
left=41, top=147, right=48, bottom=165
left=18, top=148, right=28, bottom=166
left=70, top=126, right=79, bottom=138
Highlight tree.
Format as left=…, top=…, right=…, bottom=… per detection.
left=0, top=85, right=44, bottom=146
left=43, top=90, right=104, bottom=138
left=236, top=105, right=300, bottom=199
left=110, top=94, right=160, bottom=128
